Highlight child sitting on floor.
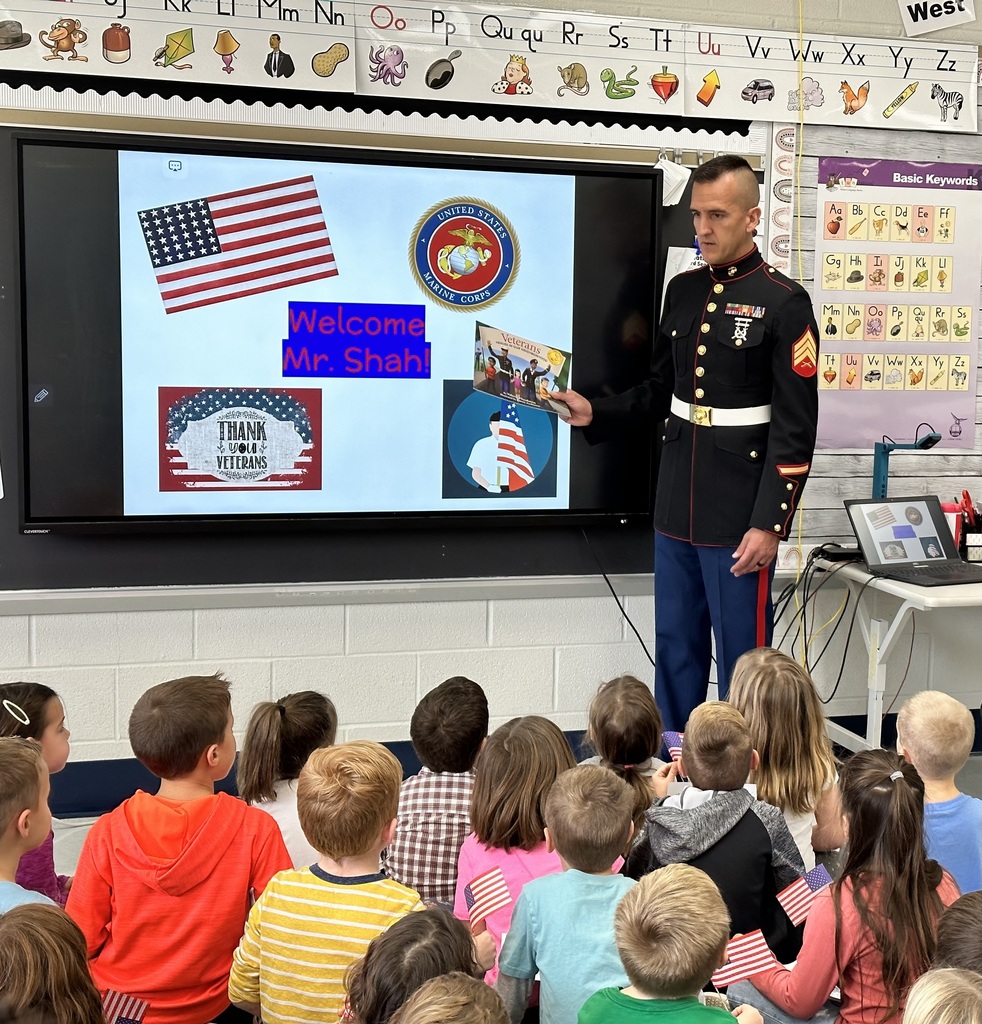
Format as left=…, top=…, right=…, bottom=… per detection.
left=0, top=737, right=54, bottom=912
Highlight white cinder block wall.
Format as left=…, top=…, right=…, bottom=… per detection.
left=0, top=590, right=655, bottom=761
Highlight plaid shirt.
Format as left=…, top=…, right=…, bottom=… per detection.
left=385, top=767, right=475, bottom=905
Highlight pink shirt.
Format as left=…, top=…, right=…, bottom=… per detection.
left=453, top=835, right=561, bottom=986
left=751, top=873, right=960, bottom=1024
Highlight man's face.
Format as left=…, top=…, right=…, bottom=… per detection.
left=269, top=34, right=280, bottom=51
left=690, top=172, right=761, bottom=267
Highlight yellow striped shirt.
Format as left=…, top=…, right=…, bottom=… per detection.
left=228, top=866, right=423, bottom=1024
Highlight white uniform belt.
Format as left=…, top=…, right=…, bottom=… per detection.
left=670, top=395, right=772, bottom=427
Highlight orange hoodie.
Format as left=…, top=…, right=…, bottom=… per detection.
left=67, top=791, right=291, bottom=1024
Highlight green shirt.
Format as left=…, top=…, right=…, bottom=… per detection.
left=578, top=989, right=736, bottom=1024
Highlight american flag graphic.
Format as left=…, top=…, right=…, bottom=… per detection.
left=663, top=731, right=684, bottom=764
left=867, top=505, right=897, bottom=530
left=138, top=175, right=338, bottom=314
left=777, top=864, right=833, bottom=926
left=711, top=930, right=778, bottom=988
left=463, top=866, right=512, bottom=927
left=498, top=401, right=534, bottom=491
left=103, top=989, right=149, bottom=1024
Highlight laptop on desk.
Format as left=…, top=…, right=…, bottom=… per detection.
left=844, top=495, right=982, bottom=587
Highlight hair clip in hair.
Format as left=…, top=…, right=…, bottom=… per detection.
left=2, top=699, right=30, bottom=726
left=889, top=770, right=903, bottom=781
left=276, top=703, right=286, bottom=718
left=620, top=764, right=636, bottom=771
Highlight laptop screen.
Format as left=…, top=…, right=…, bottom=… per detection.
left=845, top=496, right=960, bottom=568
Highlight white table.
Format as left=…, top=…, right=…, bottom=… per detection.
left=816, top=560, right=982, bottom=751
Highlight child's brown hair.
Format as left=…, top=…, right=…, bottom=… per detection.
left=0, top=683, right=59, bottom=741
left=585, top=675, right=662, bottom=833
left=544, top=765, right=634, bottom=871
left=0, top=903, right=104, bottom=1024
left=128, top=672, right=231, bottom=780
left=470, top=717, right=575, bottom=852
left=298, top=741, right=401, bottom=859
left=681, top=702, right=753, bottom=792
left=0, top=737, right=45, bottom=836
left=411, top=677, right=488, bottom=774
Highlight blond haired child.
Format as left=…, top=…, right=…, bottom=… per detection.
left=897, top=691, right=982, bottom=894
left=0, top=738, right=53, bottom=911
left=904, top=969, right=982, bottom=1024
left=496, top=765, right=637, bottom=1024
left=67, top=673, right=291, bottom=1024
left=453, top=716, right=576, bottom=985
left=229, top=741, right=425, bottom=1024
left=390, top=973, right=507, bottom=1024
left=578, top=863, right=762, bottom=1024
left=0, top=682, right=72, bottom=904
left=728, top=648, right=844, bottom=869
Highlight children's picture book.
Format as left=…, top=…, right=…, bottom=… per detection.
left=473, top=323, right=571, bottom=417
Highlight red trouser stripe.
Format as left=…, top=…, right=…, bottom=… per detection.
left=756, top=567, right=769, bottom=647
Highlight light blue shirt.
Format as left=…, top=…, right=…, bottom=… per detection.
left=924, top=793, right=982, bottom=894
left=498, top=869, right=636, bottom=1024
left=0, top=880, right=56, bottom=912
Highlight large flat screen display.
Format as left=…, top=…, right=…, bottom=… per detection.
left=17, top=135, right=659, bottom=531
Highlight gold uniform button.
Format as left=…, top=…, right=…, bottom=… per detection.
left=697, top=345, right=707, bottom=355
left=773, top=524, right=781, bottom=532
left=695, top=388, right=705, bottom=399
left=671, top=330, right=677, bottom=337
left=750, top=450, right=758, bottom=458
left=786, top=483, right=794, bottom=491
left=713, top=283, right=724, bottom=294
left=707, top=302, right=717, bottom=312
left=781, top=503, right=788, bottom=510
left=735, top=339, right=743, bottom=347
left=700, top=323, right=710, bottom=334
left=695, top=366, right=705, bottom=377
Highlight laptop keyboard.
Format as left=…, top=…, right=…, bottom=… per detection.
left=887, top=563, right=980, bottom=579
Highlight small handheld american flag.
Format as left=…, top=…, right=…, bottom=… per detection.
left=662, top=731, right=684, bottom=764
left=103, top=989, right=149, bottom=1024
left=463, top=866, right=512, bottom=928
left=710, top=930, right=778, bottom=988
left=777, top=863, right=834, bottom=926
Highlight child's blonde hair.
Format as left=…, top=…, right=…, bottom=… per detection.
left=544, top=765, right=634, bottom=871
left=0, top=738, right=45, bottom=835
left=585, top=676, right=662, bottom=834
left=904, top=969, right=982, bottom=1024
left=470, top=717, right=575, bottom=852
left=0, top=903, right=104, bottom=1024
left=897, top=691, right=975, bottom=782
left=681, top=702, right=752, bottom=792
left=614, top=863, right=730, bottom=998
left=388, top=973, right=507, bottom=1024
left=728, top=648, right=837, bottom=813
left=297, top=741, right=401, bottom=860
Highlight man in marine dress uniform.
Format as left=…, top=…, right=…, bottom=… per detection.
left=558, top=155, right=819, bottom=730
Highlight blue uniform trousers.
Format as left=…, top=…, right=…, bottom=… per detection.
left=654, top=530, right=775, bottom=732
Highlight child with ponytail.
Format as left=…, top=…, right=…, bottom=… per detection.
left=729, top=749, right=960, bottom=1024
left=238, top=690, right=338, bottom=867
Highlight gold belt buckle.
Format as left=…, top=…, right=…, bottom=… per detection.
left=692, top=404, right=712, bottom=427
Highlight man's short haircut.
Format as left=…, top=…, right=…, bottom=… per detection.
left=411, top=677, right=488, bottom=773
left=897, top=691, right=975, bottom=781
left=615, top=863, right=729, bottom=997
left=0, top=738, right=45, bottom=836
left=389, top=972, right=507, bottom=1024
left=128, top=673, right=231, bottom=780
left=297, top=740, right=401, bottom=859
left=544, top=765, right=634, bottom=872
left=682, top=702, right=753, bottom=791
left=691, top=154, right=760, bottom=206
left=935, top=892, right=982, bottom=973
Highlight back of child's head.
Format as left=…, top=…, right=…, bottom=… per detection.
left=237, top=690, right=338, bottom=804
left=410, top=676, right=488, bottom=773
left=682, top=702, right=752, bottom=791
left=345, top=907, right=478, bottom=1024
left=614, top=863, right=730, bottom=998
left=0, top=738, right=45, bottom=838
left=388, top=973, right=507, bottom=1024
left=0, top=903, right=103, bottom=1024
left=728, top=648, right=837, bottom=814
left=128, top=672, right=231, bottom=780
left=586, top=675, right=662, bottom=831
left=470, top=716, right=575, bottom=852
left=935, top=892, right=982, bottom=973
left=904, top=968, right=982, bottom=1024
left=544, top=764, right=634, bottom=871
left=837, top=748, right=944, bottom=1020
left=0, top=684, right=58, bottom=741
left=897, top=691, right=975, bottom=782
left=298, top=740, right=401, bottom=860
